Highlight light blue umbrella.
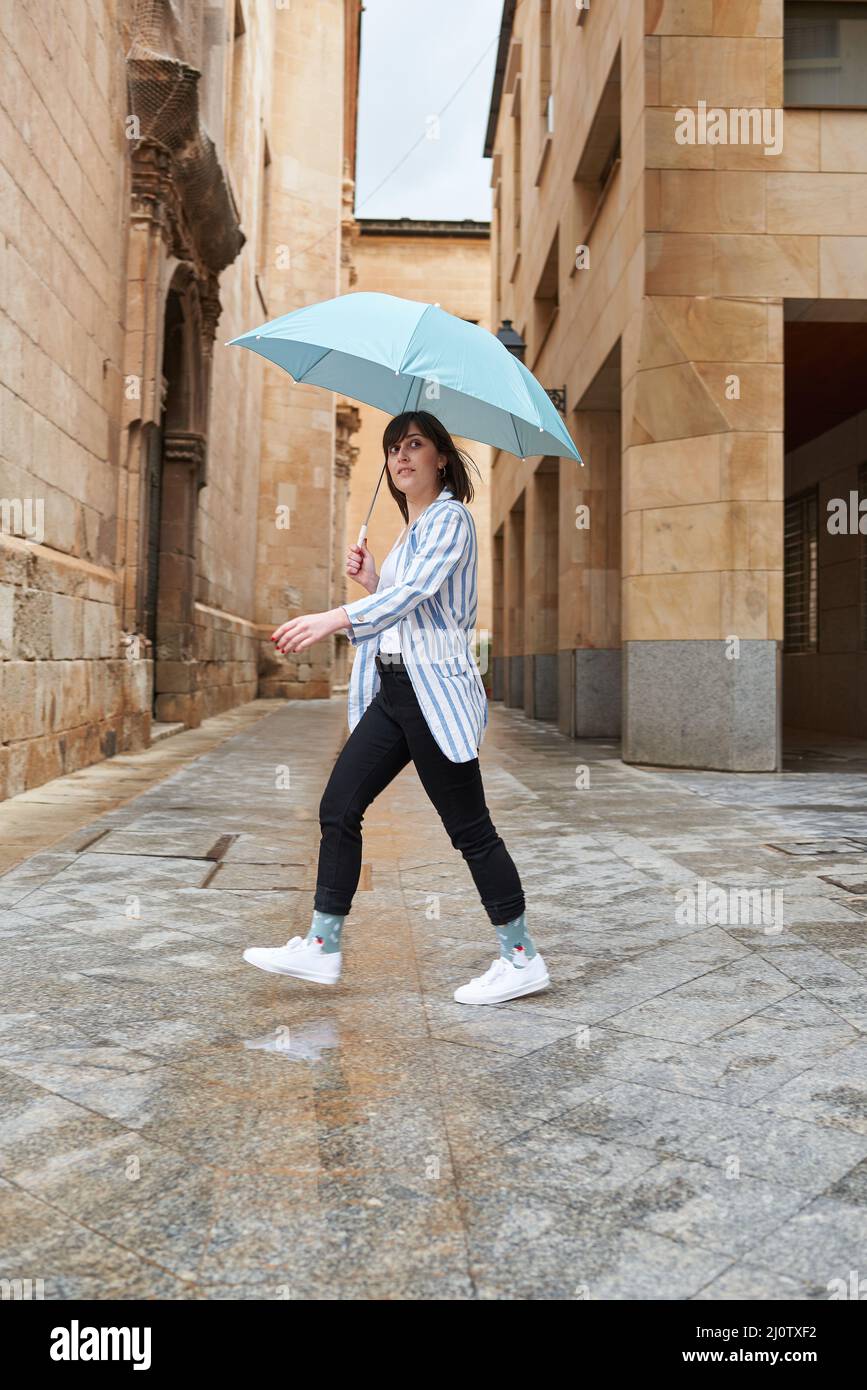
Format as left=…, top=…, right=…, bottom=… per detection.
left=226, top=291, right=583, bottom=542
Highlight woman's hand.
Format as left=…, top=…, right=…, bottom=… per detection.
left=346, top=540, right=378, bottom=593
left=271, top=607, right=349, bottom=654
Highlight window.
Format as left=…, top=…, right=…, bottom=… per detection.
left=502, top=41, right=522, bottom=269
left=533, top=226, right=559, bottom=354
left=784, top=488, right=819, bottom=652
left=513, top=104, right=522, bottom=241
left=571, top=48, right=621, bottom=253
left=784, top=2, right=867, bottom=106
left=539, top=0, right=552, bottom=121
left=861, top=462, right=867, bottom=648
left=495, top=201, right=502, bottom=309
left=536, top=1, right=554, bottom=183
left=598, top=131, right=621, bottom=191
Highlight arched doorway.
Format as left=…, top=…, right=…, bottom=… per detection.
left=144, top=272, right=208, bottom=726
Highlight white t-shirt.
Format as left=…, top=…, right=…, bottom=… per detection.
left=377, top=530, right=409, bottom=654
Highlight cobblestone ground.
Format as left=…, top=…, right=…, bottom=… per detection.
left=2, top=697, right=867, bottom=1300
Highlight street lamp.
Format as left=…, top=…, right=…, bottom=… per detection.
left=495, top=319, right=525, bottom=360
left=495, top=320, right=566, bottom=415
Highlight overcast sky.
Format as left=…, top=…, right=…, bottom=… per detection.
left=354, top=0, right=503, bottom=222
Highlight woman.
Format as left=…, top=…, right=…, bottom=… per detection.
left=243, top=411, right=549, bottom=1005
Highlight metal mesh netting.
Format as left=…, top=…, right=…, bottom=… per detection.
left=126, top=0, right=244, bottom=272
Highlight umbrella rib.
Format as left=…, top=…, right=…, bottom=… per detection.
left=292, top=346, right=332, bottom=383
left=509, top=412, right=525, bottom=458
left=400, top=374, right=428, bottom=415
left=396, top=302, right=434, bottom=377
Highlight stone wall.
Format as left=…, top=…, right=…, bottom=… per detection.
left=0, top=0, right=360, bottom=800
left=0, top=1, right=137, bottom=798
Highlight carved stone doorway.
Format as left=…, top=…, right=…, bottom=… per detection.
left=146, top=275, right=208, bottom=724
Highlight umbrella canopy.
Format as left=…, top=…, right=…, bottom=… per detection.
left=226, top=291, right=583, bottom=465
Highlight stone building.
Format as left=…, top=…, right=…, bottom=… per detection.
left=485, top=0, right=867, bottom=769
left=0, top=0, right=363, bottom=801
left=343, top=216, right=494, bottom=681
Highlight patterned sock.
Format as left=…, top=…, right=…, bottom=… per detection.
left=305, top=909, right=345, bottom=955
left=495, top=911, right=537, bottom=965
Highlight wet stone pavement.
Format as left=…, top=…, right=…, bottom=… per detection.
left=1, top=697, right=867, bottom=1300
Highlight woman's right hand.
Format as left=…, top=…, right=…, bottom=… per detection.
left=346, top=540, right=378, bottom=593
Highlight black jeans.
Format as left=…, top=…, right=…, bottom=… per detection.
left=314, top=659, right=525, bottom=925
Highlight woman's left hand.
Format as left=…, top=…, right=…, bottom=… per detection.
left=271, top=608, right=348, bottom=654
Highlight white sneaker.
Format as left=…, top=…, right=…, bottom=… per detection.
left=242, top=935, right=342, bottom=984
left=453, top=949, right=549, bottom=1005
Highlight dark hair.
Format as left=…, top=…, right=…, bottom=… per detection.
left=382, top=411, right=476, bottom=523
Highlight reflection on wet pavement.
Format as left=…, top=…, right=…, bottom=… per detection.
left=243, top=1021, right=341, bottom=1062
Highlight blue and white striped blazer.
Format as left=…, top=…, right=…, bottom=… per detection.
left=342, top=486, right=488, bottom=763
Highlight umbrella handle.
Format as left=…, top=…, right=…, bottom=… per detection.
left=356, top=524, right=368, bottom=547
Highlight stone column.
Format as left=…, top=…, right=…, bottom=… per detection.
left=504, top=502, right=525, bottom=707
left=120, top=140, right=175, bottom=644
left=632, top=5, right=785, bottom=770
left=491, top=529, right=504, bottom=699
left=198, top=271, right=222, bottom=446
left=524, top=464, right=559, bottom=720
left=621, top=295, right=783, bottom=770
left=154, top=430, right=207, bottom=725
left=559, top=409, right=622, bottom=738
